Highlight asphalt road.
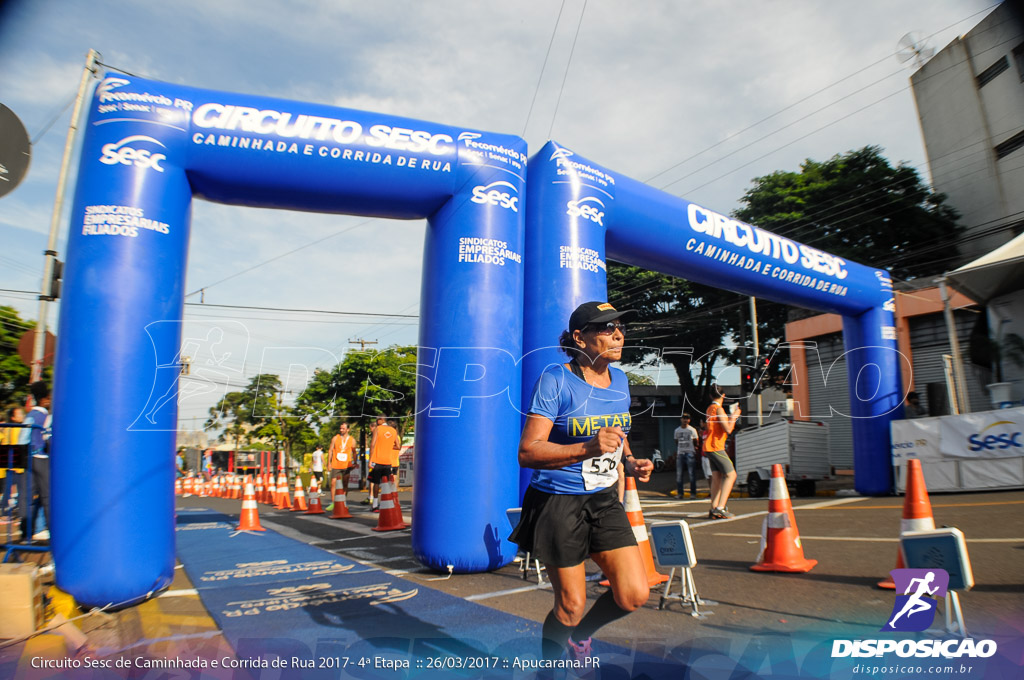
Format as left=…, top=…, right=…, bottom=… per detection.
left=178, top=475, right=1024, bottom=673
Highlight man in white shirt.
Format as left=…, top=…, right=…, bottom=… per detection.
left=673, top=414, right=700, bottom=499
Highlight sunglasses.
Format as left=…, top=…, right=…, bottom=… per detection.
left=584, top=321, right=626, bottom=334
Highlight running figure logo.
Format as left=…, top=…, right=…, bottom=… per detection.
left=881, top=568, right=949, bottom=632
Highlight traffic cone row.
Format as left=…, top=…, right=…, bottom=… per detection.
left=373, top=475, right=408, bottom=532
left=751, top=464, right=817, bottom=573
left=878, top=458, right=934, bottom=589
left=600, top=476, right=667, bottom=586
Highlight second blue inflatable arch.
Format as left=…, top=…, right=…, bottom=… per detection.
left=521, top=141, right=902, bottom=500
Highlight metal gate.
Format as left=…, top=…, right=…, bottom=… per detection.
left=804, top=333, right=854, bottom=470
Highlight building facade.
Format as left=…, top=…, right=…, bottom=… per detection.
left=910, top=2, right=1024, bottom=263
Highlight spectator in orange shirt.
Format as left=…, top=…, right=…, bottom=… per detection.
left=704, top=384, right=740, bottom=519
left=366, top=416, right=400, bottom=512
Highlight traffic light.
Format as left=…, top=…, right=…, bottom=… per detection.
left=46, top=257, right=63, bottom=300
left=741, top=367, right=754, bottom=395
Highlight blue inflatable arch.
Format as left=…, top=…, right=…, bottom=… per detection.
left=53, top=75, right=526, bottom=606
left=521, top=141, right=903, bottom=499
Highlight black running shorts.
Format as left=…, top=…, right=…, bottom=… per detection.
left=367, top=465, right=395, bottom=484
left=509, top=485, right=636, bottom=568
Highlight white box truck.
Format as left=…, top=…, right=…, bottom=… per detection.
left=734, top=419, right=831, bottom=497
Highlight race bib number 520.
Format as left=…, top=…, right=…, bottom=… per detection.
left=582, top=440, right=624, bottom=491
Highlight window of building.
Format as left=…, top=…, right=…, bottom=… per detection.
left=976, top=55, right=1009, bottom=87
left=1014, top=42, right=1024, bottom=82
left=995, top=129, right=1024, bottom=159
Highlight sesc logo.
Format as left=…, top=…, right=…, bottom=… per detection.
left=470, top=181, right=519, bottom=212
left=99, top=136, right=167, bottom=173
left=967, top=420, right=1022, bottom=452
left=566, top=197, right=605, bottom=226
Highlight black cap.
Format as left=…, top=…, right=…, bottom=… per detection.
left=568, top=301, right=635, bottom=333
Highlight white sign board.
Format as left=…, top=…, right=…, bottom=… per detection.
left=891, top=407, right=1024, bottom=492
left=938, top=407, right=1024, bottom=459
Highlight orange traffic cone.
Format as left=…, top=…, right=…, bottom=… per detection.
left=183, top=476, right=194, bottom=496
left=305, top=478, right=325, bottom=515
left=291, top=477, right=308, bottom=512
left=236, top=482, right=266, bottom=532
left=175, top=477, right=182, bottom=496
left=751, top=464, right=817, bottom=573
left=600, top=476, right=667, bottom=586
left=275, top=473, right=293, bottom=510
left=878, top=458, right=934, bottom=588
left=232, top=475, right=241, bottom=500
left=372, top=475, right=407, bottom=531
left=268, top=474, right=279, bottom=505
left=277, top=472, right=289, bottom=501
left=330, top=477, right=352, bottom=519
left=255, top=474, right=265, bottom=503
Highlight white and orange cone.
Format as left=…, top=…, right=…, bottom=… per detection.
left=373, top=475, right=408, bottom=531
left=277, top=472, right=290, bottom=508
left=175, top=477, right=182, bottom=496
left=275, top=473, right=293, bottom=510
left=878, top=458, right=934, bottom=589
left=183, top=476, right=194, bottom=496
left=290, top=477, right=308, bottom=512
left=600, top=476, right=668, bottom=586
left=267, top=474, right=278, bottom=506
left=751, top=464, right=817, bottom=573
left=330, top=477, right=352, bottom=519
left=305, top=478, right=325, bottom=515
left=236, top=482, right=266, bottom=532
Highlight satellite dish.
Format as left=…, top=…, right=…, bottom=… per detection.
left=897, top=32, right=936, bottom=68
left=0, top=104, right=32, bottom=199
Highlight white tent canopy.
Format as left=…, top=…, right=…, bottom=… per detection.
left=943, top=230, right=1024, bottom=304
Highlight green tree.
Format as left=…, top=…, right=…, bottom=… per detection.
left=0, top=306, right=36, bottom=407
left=733, top=145, right=961, bottom=280
left=296, top=346, right=418, bottom=438
left=204, top=373, right=318, bottom=464
left=609, top=266, right=739, bottom=409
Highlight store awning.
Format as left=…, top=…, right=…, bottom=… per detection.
left=943, top=231, right=1024, bottom=303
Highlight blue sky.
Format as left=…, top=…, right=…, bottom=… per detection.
left=0, top=0, right=995, bottom=430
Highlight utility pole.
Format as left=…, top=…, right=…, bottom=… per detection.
left=349, top=338, right=377, bottom=489
left=750, top=297, right=763, bottom=427
left=31, top=50, right=101, bottom=384
left=348, top=338, right=378, bottom=351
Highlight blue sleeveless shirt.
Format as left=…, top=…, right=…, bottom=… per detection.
left=526, top=363, right=632, bottom=495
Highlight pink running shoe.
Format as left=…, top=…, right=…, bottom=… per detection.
left=566, top=636, right=592, bottom=661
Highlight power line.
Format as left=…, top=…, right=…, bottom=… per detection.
left=547, top=0, right=588, bottom=141
left=184, top=301, right=418, bottom=319
left=650, top=6, right=1009, bottom=199
left=522, top=0, right=568, bottom=137
left=184, top=217, right=379, bottom=299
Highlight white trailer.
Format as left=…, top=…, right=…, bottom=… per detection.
left=734, top=419, right=831, bottom=497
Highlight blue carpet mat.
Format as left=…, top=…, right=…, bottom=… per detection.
left=175, top=508, right=677, bottom=679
